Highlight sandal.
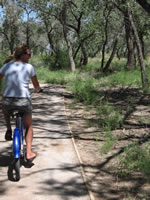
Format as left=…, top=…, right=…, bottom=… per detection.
left=5, top=130, right=12, bottom=141
left=26, top=154, right=37, bottom=164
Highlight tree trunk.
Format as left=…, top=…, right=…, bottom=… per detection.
left=100, top=20, right=108, bottom=71
left=44, top=20, right=56, bottom=55
left=124, top=12, right=136, bottom=70
left=47, top=32, right=56, bottom=55
left=26, top=24, right=30, bottom=47
left=103, top=37, right=118, bottom=72
left=128, top=9, right=148, bottom=88
left=61, top=0, right=76, bottom=72
left=66, top=38, right=76, bottom=72
left=63, top=25, right=75, bottom=71
left=99, top=6, right=111, bottom=71
left=9, top=0, right=16, bottom=54
left=101, top=39, right=107, bottom=71
left=80, top=44, right=88, bottom=65
left=139, top=32, right=145, bottom=58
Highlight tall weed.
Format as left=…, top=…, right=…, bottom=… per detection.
left=69, top=78, right=99, bottom=104
left=96, top=101, right=123, bottom=129
left=119, top=143, right=150, bottom=177
left=100, top=126, right=116, bottom=154
left=100, top=69, right=141, bottom=87
left=36, top=67, right=76, bottom=85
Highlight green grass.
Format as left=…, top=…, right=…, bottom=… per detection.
left=32, top=55, right=150, bottom=89
left=119, top=143, right=150, bottom=177
left=68, top=77, right=99, bottom=104
left=99, top=69, right=142, bottom=87
left=36, top=67, right=143, bottom=88
left=100, top=126, right=117, bottom=154
left=30, top=54, right=44, bottom=68
left=96, top=101, right=123, bottom=129
left=83, top=58, right=101, bottom=72
left=36, top=67, right=77, bottom=85
left=1, top=54, right=150, bottom=177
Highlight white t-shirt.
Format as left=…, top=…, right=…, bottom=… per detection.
left=0, top=61, right=36, bottom=98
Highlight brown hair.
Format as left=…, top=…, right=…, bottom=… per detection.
left=3, top=44, right=29, bottom=64
left=3, top=55, right=14, bottom=64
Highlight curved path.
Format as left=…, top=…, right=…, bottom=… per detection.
left=0, top=84, right=90, bottom=200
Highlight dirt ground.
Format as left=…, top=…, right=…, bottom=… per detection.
left=64, top=85, right=150, bottom=200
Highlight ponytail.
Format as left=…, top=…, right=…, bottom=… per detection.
left=3, top=55, right=14, bottom=64
left=3, top=44, right=29, bottom=64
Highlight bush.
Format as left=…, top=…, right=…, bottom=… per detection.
left=69, top=78, right=99, bottom=104
left=41, top=49, right=70, bottom=70
left=97, top=101, right=123, bottom=129
left=30, top=54, right=45, bottom=68
left=119, top=143, right=150, bottom=177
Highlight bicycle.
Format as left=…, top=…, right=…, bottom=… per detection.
left=8, top=111, right=26, bottom=181
left=7, top=89, right=43, bottom=181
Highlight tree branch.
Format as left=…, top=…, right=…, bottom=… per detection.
left=136, top=0, right=150, bottom=14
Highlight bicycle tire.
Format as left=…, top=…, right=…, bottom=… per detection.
left=12, top=113, right=24, bottom=181
left=12, top=158, right=20, bottom=181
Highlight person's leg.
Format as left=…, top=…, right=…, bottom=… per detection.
left=2, top=98, right=13, bottom=140
left=23, top=114, right=36, bottom=160
left=2, top=109, right=12, bottom=141
left=2, top=109, right=12, bottom=130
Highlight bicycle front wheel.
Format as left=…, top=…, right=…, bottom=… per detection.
left=13, top=128, right=20, bottom=158
left=13, top=158, right=20, bottom=181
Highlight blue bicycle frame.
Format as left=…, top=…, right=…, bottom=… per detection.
left=13, top=114, right=24, bottom=159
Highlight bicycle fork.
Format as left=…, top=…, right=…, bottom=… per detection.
left=13, top=116, right=24, bottom=158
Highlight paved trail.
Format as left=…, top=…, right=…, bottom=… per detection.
left=0, top=84, right=90, bottom=200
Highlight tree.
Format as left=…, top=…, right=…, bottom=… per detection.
left=136, top=0, right=150, bottom=14
left=33, top=0, right=76, bottom=71
left=112, top=1, right=136, bottom=70
left=64, top=0, right=95, bottom=66
left=33, top=0, right=59, bottom=55
left=0, top=0, right=21, bottom=53
left=93, top=0, right=124, bottom=72
left=100, top=3, right=112, bottom=70
left=16, top=0, right=36, bottom=48
left=60, top=0, right=75, bottom=71
left=103, top=28, right=123, bottom=72
left=128, top=7, right=148, bottom=88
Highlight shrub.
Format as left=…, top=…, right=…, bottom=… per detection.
left=119, top=143, right=150, bottom=177
left=41, top=49, right=70, bottom=70
left=69, top=78, right=98, bottom=104
left=97, top=101, right=123, bottom=129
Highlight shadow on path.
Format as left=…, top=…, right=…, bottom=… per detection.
left=0, top=84, right=89, bottom=200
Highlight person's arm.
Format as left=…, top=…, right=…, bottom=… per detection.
left=31, top=75, right=42, bottom=93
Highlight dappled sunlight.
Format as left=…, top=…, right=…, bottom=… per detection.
left=0, top=84, right=89, bottom=199
left=64, top=85, right=150, bottom=199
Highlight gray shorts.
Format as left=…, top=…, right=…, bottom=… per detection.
left=2, top=97, right=32, bottom=116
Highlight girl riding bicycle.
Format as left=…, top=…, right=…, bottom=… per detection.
left=0, top=44, right=42, bottom=162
